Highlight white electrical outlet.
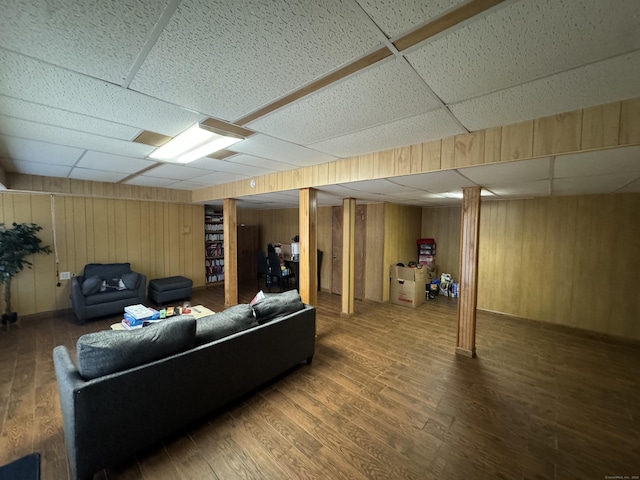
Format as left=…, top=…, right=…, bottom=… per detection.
left=59, top=272, right=71, bottom=280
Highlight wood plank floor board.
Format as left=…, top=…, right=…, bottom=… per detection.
left=1, top=286, right=639, bottom=479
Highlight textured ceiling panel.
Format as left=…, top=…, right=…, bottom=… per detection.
left=248, top=57, right=441, bottom=145
left=165, top=180, right=209, bottom=190
left=390, top=170, right=476, bottom=192
left=0, top=135, right=84, bottom=166
left=0, top=158, right=72, bottom=178
left=553, top=173, right=638, bottom=195
left=618, top=178, right=640, bottom=193
left=0, top=50, right=203, bottom=136
left=554, top=146, right=640, bottom=178
left=459, top=158, right=551, bottom=185
left=309, top=109, right=465, bottom=157
left=141, top=163, right=213, bottom=181
left=226, top=154, right=297, bottom=172
left=76, top=151, right=156, bottom=174
left=124, top=175, right=176, bottom=188
left=0, top=96, right=140, bottom=140
left=485, top=180, right=550, bottom=197
left=190, top=156, right=278, bottom=176
left=0, top=0, right=166, bottom=84
left=0, top=116, right=154, bottom=158
left=339, top=178, right=418, bottom=194
left=356, top=0, right=465, bottom=38
left=407, top=0, right=640, bottom=103
left=129, top=0, right=382, bottom=121
left=450, top=51, right=640, bottom=131
left=69, top=168, right=129, bottom=182
left=229, top=135, right=339, bottom=166
left=195, top=171, right=249, bottom=185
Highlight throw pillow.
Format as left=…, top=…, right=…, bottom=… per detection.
left=81, top=276, right=102, bottom=296
left=195, top=303, right=258, bottom=345
left=252, top=290, right=305, bottom=324
left=76, top=315, right=196, bottom=380
left=121, top=271, right=141, bottom=290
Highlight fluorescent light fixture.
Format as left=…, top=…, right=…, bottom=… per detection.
left=149, top=124, right=243, bottom=164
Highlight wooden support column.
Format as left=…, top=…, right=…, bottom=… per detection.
left=299, top=188, right=317, bottom=306
left=341, top=198, right=356, bottom=316
left=456, top=186, right=481, bottom=357
left=223, top=198, right=238, bottom=307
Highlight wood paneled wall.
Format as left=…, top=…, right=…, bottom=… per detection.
left=382, top=204, right=423, bottom=301
left=364, top=203, right=385, bottom=302
left=0, top=191, right=204, bottom=317
left=423, top=193, right=640, bottom=340
left=421, top=206, right=462, bottom=279
left=8, top=173, right=192, bottom=203
left=193, top=98, right=640, bottom=203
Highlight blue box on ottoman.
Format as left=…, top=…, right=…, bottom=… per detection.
left=148, top=276, right=192, bottom=305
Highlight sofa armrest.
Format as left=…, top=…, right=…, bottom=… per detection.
left=70, top=276, right=86, bottom=314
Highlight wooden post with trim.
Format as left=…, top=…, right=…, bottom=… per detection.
left=223, top=198, right=237, bottom=307
left=299, top=188, right=318, bottom=306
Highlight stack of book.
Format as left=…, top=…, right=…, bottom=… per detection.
left=122, top=304, right=160, bottom=329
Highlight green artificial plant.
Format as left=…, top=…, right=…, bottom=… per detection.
left=0, top=222, right=52, bottom=316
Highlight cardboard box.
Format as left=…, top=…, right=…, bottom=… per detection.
left=389, top=264, right=428, bottom=308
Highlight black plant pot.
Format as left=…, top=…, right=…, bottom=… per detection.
left=1, top=312, right=18, bottom=325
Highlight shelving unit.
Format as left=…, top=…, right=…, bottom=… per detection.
left=205, top=208, right=224, bottom=285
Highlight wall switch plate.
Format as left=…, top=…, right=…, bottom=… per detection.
left=59, top=272, right=71, bottom=280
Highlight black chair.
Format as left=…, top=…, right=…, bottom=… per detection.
left=267, top=252, right=295, bottom=292
left=256, top=251, right=270, bottom=290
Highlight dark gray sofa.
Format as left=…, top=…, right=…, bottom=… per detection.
left=54, top=293, right=315, bottom=480
left=70, top=263, right=147, bottom=322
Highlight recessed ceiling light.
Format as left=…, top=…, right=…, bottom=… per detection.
left=149, top=124, right=243, bottom=164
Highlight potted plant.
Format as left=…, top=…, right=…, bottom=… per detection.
left=0, top=222, right=52, bottom=328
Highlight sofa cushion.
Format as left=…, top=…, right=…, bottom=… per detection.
left=121, top=271, right=141, bottom=290
left=81, top=276, right=103, bottom=296
left=252, top=290, right=305, bottom=324
left=83, top=262, right=132, bottom=280
left=76, top=315, right=196, bottom=380
left=84, top=288, right=140, bottom=306
left=195, top=303, right=258, bottom=345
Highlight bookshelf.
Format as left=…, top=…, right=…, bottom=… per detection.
left=205, top=208, right=224, bottom=285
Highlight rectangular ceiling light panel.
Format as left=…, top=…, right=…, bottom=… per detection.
left=149, top=124, right=243, bottom=164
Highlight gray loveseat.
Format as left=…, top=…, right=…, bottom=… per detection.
left=70, top=263, right=147, bottom=322
left=54, top=291, right=315, bottom=480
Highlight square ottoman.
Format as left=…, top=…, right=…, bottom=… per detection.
left=148, top=276, right=193, bottom=305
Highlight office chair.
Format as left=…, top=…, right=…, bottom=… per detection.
left=267, top=251, right=294, bottom=292
left=256, top=251, right=270, bottom=290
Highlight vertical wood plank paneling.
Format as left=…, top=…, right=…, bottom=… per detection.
left=440, top=136, right=455, bottom=169
left=52, top=195, right=70, bottom=310
left=484, top=127, right=502, bottom=164
left=139, top=200, right=152, bottom=280
left=581, top=102, right=621, bottom=150
left=421, top=140, right=441, bottom=171
left=224, top=198, right=238, bottom=306
left=299, top=188, right=318, bottom=306
left=106, top=199, right=116, bottom=263
left=317, top=206, right=333, bottom=293
left=92, top=198, right=110, bottom=264
left=364, top=203, right=384, bottom=302
left=13, top=195, right=33, bottom=315
left=373, top=150, right=395, bottom=178
left=619, top=97, right=640, bottom=145
left=533, top=110, right=583, bottom=156
left=73, top=197, right=88, bottom=269
left=113, top=200, right=128, bottom=264
left=341, top=198, right=355, bottom=315
left=30, top=194, right=55, bottom=314
left=454, top=131, right=485, bottom=167
left=501, top=120, right=534, bottom=161
left=456, top=186, right=481, bottom=357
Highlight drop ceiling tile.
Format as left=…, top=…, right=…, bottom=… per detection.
left=0, top=0, right=167, bottom=84
left=165, top=180, right=209, bottom=190
left=69, top=168, right=129, bottom=183
left=0, top=158, right=72, bottom=178
left=554, top=146, right=640, bottom=178
left=356, top=0, right=465, bottom=38
left=124, top=176, right=176, bottom=188
left=339, top=178, right=419, bottom=194
left=194, top=172, right=248, bottom=185
left=0, top=96, right=140, bottom=140
left=77, top=151, right=156, bottom=174
left=0, top=116, right=154, bottom=158
left=485, top=180, right=551, bottom=197
left=141, top=163, right=212, bottom=181
left=0, top=135, right=84, bottom=166
left=389, top=169, right=476, bottom=192
left=407, top=0, right=640, bottom=103
left=449, top=51, right=640, bottom=131
left=553, top=173, right=636, bottom=195
left=309, top=109, right=465, bottom=157
left=459, top=158, right=552, bottom=186
left=129, top=0, right=382, bottom=121
left=248, top=58, right=441, bottom=145
left=0, top=50, right=203, bottom=136
left=617, top=177, right=640, bottom=193
left=229, top=135, right=338, bottom=166
left=190, top=155, right=281, bottom=176
left=226, top=154, right=296, bottom=173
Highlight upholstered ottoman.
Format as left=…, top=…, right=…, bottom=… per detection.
left=148, top=276, right=192, bottom=305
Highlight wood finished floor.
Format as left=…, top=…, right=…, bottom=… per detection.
left=1, top=286, right=639, bottom=479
